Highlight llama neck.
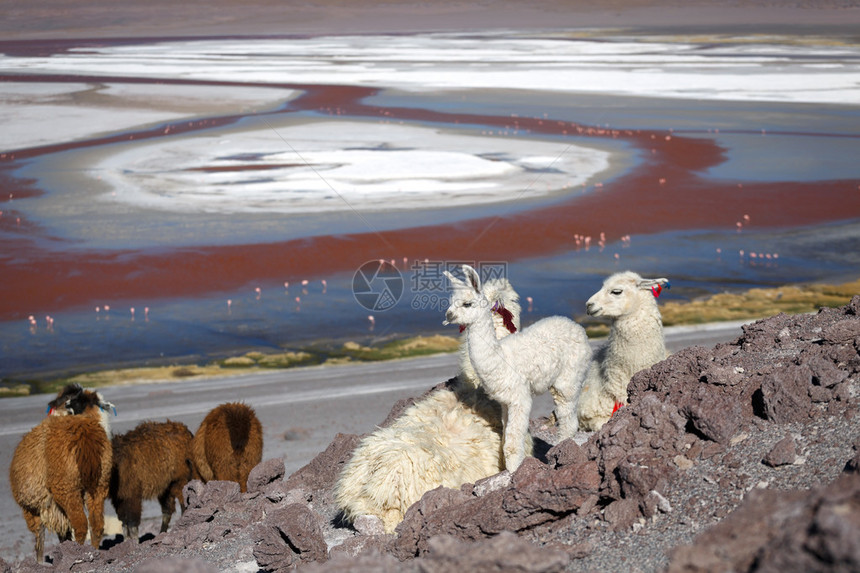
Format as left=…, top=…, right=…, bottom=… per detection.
left=608, top=310, right=665, bottom=365
left=91, top=405, right=112, bottom=438
left=611, top=310, right=662, bottom=340
left=466, top=311, right=505, bottom=387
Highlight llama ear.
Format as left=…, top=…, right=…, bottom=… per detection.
left=462, top=265, right=481, bottom=294
left=443, top=270, right=464, bottom=288
left=99, top=400, right=118, bottom=416
left=637, top=277, right=670, bottom=289
left=638, top=277, right=671, bottom=298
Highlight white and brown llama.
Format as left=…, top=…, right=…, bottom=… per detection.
left=10, top=384, right=114, bottom=563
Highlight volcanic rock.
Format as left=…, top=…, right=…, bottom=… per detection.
left=7, top=297, right=859, bottom=572
left=253, top=504, right=328, bottom=571
left=668, top=471, right=860, bottom=572
left=762, top=434, right=797, bottom=467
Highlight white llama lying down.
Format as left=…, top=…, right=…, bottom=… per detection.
left=577, top=270, right=670, bottom=431
left=335, top=277, right=530, bottom=534
left=444, top=265, right=592, bottom=471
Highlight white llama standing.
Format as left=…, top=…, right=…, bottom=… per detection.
left=444, top=265, right=592, bottom=470
left=577, top=271, right=670, bottom=431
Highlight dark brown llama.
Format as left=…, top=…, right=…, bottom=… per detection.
left=110, top=420, right=194, bottom=541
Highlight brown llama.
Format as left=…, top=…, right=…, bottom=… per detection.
left=110, top=420, right=194, bottom=542
left=191, top=402, right=263, bottom=492
left=10, top=385, right=113, bottom=563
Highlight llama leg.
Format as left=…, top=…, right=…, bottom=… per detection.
left=85, top=491, right=107, bottom=550
left=502, top=400, right=531, bottom=471
left=498, top=402, right=510, bottom=465
left=53, top=490, right=88, bottom=545
left=551, top=387, right=579, bottom=440
left=237, top=465, right=250, bottom=493
left=22, top=510, right=44, bottom=563
left=126, top=523, right=139, bottom=544
left=126, top=495, right=142, bottom=542
left=158, top=488, right=177, bottom=533
left=552, top=362, right=587, bottom=440
left=113, top=497, right=130, bottom=539
left=36, top=523, right=45, bottom=563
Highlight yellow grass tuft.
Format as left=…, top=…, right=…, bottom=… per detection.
left=0, top=383, right=32, bottom=397
left=339, top=335, right=460, bottom=361
left=659, top=278, right=860, bottom=326
left=57, top=364, right=238, bottom=392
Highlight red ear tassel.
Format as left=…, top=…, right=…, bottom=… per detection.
left=651, top=284, right=663, bottom=298
left=612, top=401, right=624, bottom=415
left=493, top=304, right=517, bottom=334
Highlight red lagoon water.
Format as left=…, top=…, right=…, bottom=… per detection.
left=0, top=79, right=859, bottom=322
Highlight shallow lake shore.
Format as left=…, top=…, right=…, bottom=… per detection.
left=3, top=275, right=857, bottom=396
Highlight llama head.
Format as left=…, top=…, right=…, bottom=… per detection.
left=443, top=265, right=491, bottom=327
left=481, top=278, right=521, bottom=337
left=47, top=383, right=115, bottom=435
left=586, top=271, right=670, bottom=319
left=47, top=383, right=85, bottom=416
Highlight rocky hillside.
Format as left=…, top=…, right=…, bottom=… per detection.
left=4, top=297, right=860, bottom=573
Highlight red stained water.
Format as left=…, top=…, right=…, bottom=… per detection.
left=1, top=77, right=859, bottom=321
